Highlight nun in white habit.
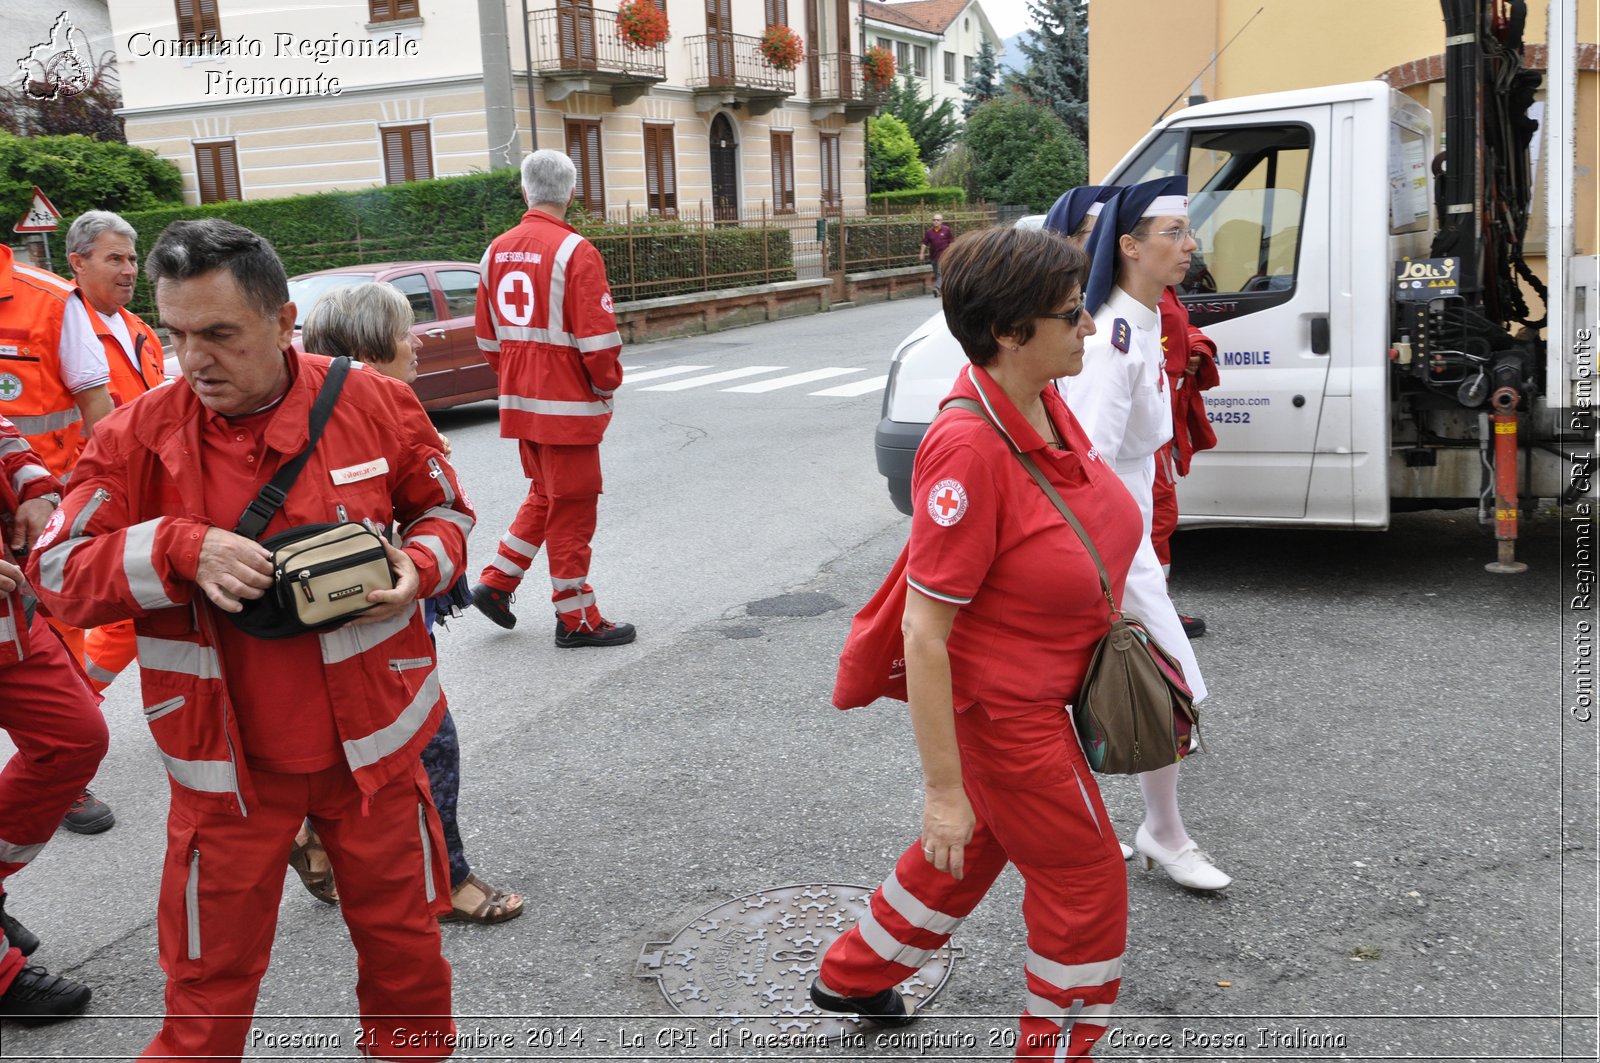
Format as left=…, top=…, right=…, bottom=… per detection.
left=1055, top=175, right=1231, bottom=891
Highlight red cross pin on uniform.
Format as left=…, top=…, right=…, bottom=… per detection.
left=927, top=478, right=968, bottom=527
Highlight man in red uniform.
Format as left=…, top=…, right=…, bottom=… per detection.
left=0, top=415, right=106, bottom=1023
left=28, top=219, right=470, bottom=1061
left=469, top=149, right=634, bottom=647
left=63, top=210, right=170, bottom=833
left=1151, top=286, right=1219, bottom=638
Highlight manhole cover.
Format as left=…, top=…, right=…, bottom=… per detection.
left=637, top=884, right=958, bottom=1041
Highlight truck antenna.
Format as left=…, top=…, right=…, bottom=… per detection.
left=1152, top=6, right=1265, bottom=123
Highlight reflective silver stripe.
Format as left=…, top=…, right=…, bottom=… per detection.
left=161, top=752, right=237, bottom=794
left=136, top=636, right=220, bottom=680
left=342, top=667, right=439, bottom=770
left=1025, top=950, right=1123, bottom=992
left=84, top=660, right=118, bottom=685
left=10, top=463, right=48, bottom=494
left=1070, top=763, right=1103, bottom=838
left=489, top=553, right=525, bottom=577
left=37, top=537, right=85, bottom=594
left=1023, top=993, right=1112, bottom=1027
left=8, top=408, right=82, bottom=435
left=551, top=575, right=588, bottom=591
left=409, top=535, right=454, bottom=596
left=144, top=695, right=186, bottom=722
left=124, top=519, right=180, bottom=610
left=856, top=907, right=934, bottom=968
left=406, top=505, right=473, bottom=539
left=0, top=835, right=46, bottom=866
left=185, top=849, right=201, bottom=959
left=318, top=603, right=416, bottom=665
left=552, top=590, right=596, bottom=613
left=881, top=871, right=964, bottom=935
left=0, top=615, right=15, bottom=645
left=71, top=489, right=110, bottom=539
left=500, top=532, right=540, bottom=557
left=477, top=336, right=500, bottom=353
left=0, top=436, right=30, bottom=457
left=418, top=804, right=436, bottom=903
left=547, top=232, right=585, bottom=337
left=574, top=331, right=622, bottom=353
left=494, top=324, right=574, bottom=347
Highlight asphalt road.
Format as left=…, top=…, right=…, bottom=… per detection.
left=3, top=295, right=1592, bottom=1061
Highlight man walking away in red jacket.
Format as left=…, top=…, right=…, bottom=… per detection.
left=469, top=149, right=635, bottom=647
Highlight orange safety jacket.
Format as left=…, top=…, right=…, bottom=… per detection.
left=475, top=209, right=624, bottom=445
left=0, top=247, right=84, bottom=479
left=26, top=354, right=475, bottom=815
left=0, top=415, right=65, bottom=665
left=71, top=290, right=165, bottom=405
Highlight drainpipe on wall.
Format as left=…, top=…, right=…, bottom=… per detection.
left=480, top=0, right=520, bottom=169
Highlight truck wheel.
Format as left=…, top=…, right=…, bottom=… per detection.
left=888, top=477, right=913, bottom=516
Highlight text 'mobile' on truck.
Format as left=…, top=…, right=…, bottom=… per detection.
left=875, top=0, right=1596, bottom=572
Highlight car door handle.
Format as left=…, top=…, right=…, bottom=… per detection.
left=425, top=329, right=447, bottom=339
left=1310, top=317, right=1330, bottom=355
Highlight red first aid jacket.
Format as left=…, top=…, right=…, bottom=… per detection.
left=70, top=289, right=166, bottom=406
left=475, top=209, right=623, bottom=445
left=1158, top=287, right=1220, bottom=476
left=26, top=354, right=475, bottom=815
left=1, top=415, right=65, bottom=665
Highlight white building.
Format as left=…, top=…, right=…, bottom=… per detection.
left=862, top=0, right=1003, bottom=119
left=104, top=0, right=879, bottom=216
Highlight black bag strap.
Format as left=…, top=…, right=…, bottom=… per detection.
left=233, top=357, right=352, bottom=540
left=944, top=396, right=1120, bottom=621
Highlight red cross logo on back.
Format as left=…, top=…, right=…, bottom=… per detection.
left=496, top=270, right=536, bottom=326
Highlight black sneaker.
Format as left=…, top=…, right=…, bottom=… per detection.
left=0, top=897, right=39, bottom=957
left=808, top=979, right=914, bottom=1026
left=470, top=583, right=517, bottom=630
left=554, top=619, right=636, bottom=648
left=60, top=790, right=114, bottom=835
left=0, top=965, right=91, bottom=1024
left=1179, top=614, right=1206, bottom=639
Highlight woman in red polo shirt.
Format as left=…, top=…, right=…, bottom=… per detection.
left=815, top=227, right=1142, bottom=1060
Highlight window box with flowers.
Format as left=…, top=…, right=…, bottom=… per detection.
left=862, top=45, right=895, bottom=92
left=758, top=25, right=804, bottom=71
left=616, top=0, right=670, bottom=50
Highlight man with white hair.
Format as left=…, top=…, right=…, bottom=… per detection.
left=469, top=149, right=634, bottom=646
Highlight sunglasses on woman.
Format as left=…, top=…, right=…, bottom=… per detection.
left=1039, top=305, right=1086, bottom=326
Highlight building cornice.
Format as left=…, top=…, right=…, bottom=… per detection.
left=116, top=71, right=486, bottom=118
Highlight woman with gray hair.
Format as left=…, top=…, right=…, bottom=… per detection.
left=294, top=281, right=524, bottom=925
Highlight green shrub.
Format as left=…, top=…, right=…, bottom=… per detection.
left=963, top=94, right=1087, bottom=212
left=826, top=213, right=989, bottom=271
left=868, top=187, right=967, bottom=211
left=0, top=132, right=182, bottom=221
left=867, top=113, right=928, bottom=193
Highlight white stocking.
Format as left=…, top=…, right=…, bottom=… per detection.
left=1137, top=762, right=1188, bottom=851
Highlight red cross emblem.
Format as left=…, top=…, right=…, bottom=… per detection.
left=496, top=270, right=537, bottom=326
left=926, top=478, right=968, bottom=526
left=505, top=277, right=531, bottom=315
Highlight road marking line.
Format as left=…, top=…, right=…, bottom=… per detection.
left=640, top=366, right=787, bottom=391
left=722, top=368, right=865, bottom=393
left=621, top=365, right=713, bottom=384
left=809, top=375, right=890, bottom=397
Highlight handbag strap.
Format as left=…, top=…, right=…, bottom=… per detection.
left=944, top=396, right=1120, bottom=620
left=233, top=356, right=352, bottom=540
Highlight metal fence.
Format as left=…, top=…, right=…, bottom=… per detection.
left=828, top=206, right=1001, bottom=273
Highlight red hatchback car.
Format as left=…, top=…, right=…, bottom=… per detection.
left=288, top=261, right=497, bottom=411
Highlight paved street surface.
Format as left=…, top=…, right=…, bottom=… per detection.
left=2, top=296, right=1592, bottom=1061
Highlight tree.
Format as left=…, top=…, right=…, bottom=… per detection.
left=962, top=93, right=1086, bottom=211
left=0, top=133, right=184, bottom=223
left=1007, top=0, right=1088, bottom=142
left=883, top=74, right=961, bottom=166
left=866, top=113, right=928, bottom=193
left=961, top=38, right=1001, bottom=117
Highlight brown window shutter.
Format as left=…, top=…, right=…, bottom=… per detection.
left=645, top=127, right=661, bottom=202
left=218, top=142, right=240, bottom=200
left=407, top=126, right=432, bottom=181
left=198, top=0, right=220, bottom=36
left=368, top=0, right=390, bottom=18
left=195, top=143, right=217, bottom=203
left=764, top=0, right=775, bottom=27
left=397, top=0, right=420, bottom=17
left=382, top=128, right=406, bottom=184
left=584, top=122, right=604, bottom=216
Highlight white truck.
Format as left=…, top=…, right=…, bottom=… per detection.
left=875, top=0, right=1595, bottom=569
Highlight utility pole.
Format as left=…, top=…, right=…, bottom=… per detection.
left=480, top=0, right=519, bottom=169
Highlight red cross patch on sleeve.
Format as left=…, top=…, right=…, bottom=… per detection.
left=926, top=478, right=969, bottom=526
left=1111, top=319, right=1131, bottom=353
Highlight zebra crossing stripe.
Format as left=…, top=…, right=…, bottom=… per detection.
left=621, top=365, right=713, bottom=384
left=639, top=366, right=787, bottom=391
left=722, top=367, right=865, bottom=393
left=810, top=375, right=890, bottom=397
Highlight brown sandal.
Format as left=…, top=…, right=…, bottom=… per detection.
left=440, top=873, right=523, bottom=925
left=288, top=830, right=339, bottom=905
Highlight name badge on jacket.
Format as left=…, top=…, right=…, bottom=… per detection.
left=330, top=457, right=389, bottom=485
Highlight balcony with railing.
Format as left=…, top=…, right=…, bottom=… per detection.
left=685, top=32, right=794, bottom=115
left=529, top=7, right=666, bottom=105
left=805, top=52, right=882, bottom=122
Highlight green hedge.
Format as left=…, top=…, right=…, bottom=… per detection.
left=46, top=169, right=795, bottom=318
left=827, top=214, right=988, bottom=271
left=867, top=187, right=967, bottom=210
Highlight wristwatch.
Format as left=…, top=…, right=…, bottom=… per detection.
left=35, top=492, right=61, bottom=508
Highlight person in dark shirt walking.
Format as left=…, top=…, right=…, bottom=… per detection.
left=919, top=214, right=953, bottom=295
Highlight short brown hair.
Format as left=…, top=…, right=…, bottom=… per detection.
left=938, top=226, right=1088, bottom=366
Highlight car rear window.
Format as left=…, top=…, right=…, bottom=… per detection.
left=288, top=274, right=375, bottom=327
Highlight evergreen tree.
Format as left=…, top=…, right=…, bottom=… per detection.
left=1008, top=0, right=1088, bottom=142
left=963, top=93, right=1086, bottom=211
left=961, top=38, right=1001, bottom=117
left=866, top=113, right=929, bottom=192
left=884, top=74, right=961, bottom=165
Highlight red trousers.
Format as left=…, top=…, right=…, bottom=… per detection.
left=0, top=613, right=108, bottom=993
left=143, top=762, right=454, bottom=1062
left=83, top=619, right=137, bottom=692
left=479, top=441, right=605, bottom=630
left=819, top=703, right=1127, bottom=1059
left=1151, top=443, right=1179, bottom=569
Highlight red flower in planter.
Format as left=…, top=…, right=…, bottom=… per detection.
left=616, top=0, right=670, bottom=50
left=759, top=25, right=805, bottom=71
left=863, top=45, right=895, bottom=91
